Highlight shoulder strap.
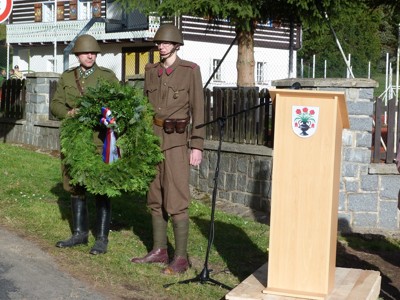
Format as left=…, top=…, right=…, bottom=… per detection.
left=74, top=68, right=84, bottom=96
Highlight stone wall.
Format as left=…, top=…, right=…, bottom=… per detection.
left=190, top=141, right=273, bottom=213
left=279, top=78, right=400, bottom=234
left=1, top=74, right=399, bottom=234
left=192, top=78, right=400, bottom=235
left=0, top=72, right=61, bottom=150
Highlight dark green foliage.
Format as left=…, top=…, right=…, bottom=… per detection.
left=116, top=0, right=399, bottom=82
left=60, top=80, right=164, bottom=197
left=298, top=2, right=383, bottom=78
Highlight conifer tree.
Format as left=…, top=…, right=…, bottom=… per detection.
left=115, top=0, right=398, bottom=83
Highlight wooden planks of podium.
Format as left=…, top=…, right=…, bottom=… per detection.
left=225, top=89, right=381, bottom=300
left=264, top=89, right=350, bottom=299
left=225, top=263, right=381, bottom=300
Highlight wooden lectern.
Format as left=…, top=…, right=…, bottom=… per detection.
left=263, top=89, right=349, bottom=299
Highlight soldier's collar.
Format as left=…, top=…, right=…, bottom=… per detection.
left=157, top=58, right=179, bottom=77
left=79, top=65, right=96, bottom=79
left=158, top=67, right=174, bottom=77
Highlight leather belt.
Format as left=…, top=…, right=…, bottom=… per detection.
left=153, top=117, right=190, bottom=127
left=153, top=117, right=164, bottom=127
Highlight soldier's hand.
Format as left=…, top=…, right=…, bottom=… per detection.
left=67, top=108, right=79, bottom=116
left=190, top=148, right=202, bottom=166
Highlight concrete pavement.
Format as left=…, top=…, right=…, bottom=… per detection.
left=0, top=226, right=107, bottom=300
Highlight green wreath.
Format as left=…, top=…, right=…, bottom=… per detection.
left=60, top=80, right=164, bottom=197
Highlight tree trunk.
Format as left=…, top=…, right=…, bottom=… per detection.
left=236, top=28, right=255, bottom=87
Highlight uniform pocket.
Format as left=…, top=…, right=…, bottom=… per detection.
left=146, top=85, right=158, bottom=100
left=167, top=85, right=186, bottom=105
left=64, top=85, right=80, bottom=108
left=146, top=86, right=158, bottom=93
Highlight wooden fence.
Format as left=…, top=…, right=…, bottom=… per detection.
left=46, top=84, right=274, bottom=146
left=372, top=96, right=400, bottom=164
left=0, top=79, right=26, bottom=119
left=2, top=80, right=398, bottom=164
left=203, top=87, right=273, bottom=146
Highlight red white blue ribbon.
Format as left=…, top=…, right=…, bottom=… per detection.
left=100, top=107, right=120, bottom=163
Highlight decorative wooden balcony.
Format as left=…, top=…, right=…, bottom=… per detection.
left=7, top=17, right=160, bottom=45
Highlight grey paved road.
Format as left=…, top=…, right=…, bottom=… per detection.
left=0, top=226, right=107, bottom=300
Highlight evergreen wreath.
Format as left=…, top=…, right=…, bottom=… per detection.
left=60, top=79, right=164, bottom=197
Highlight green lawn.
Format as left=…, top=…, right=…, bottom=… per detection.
left=1, top=142, right=399, bottom=299
left=0, top=142, right=269, bottom=300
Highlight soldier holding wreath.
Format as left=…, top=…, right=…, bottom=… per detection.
left=51, top=34, right=119, bottom=255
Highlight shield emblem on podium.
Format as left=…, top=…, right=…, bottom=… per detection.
left=292, top=106, right=319, bottom=138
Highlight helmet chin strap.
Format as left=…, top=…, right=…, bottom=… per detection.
left=160, top=44, right=179, bottom=63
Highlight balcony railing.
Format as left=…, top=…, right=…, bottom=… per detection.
left=7, top=17, right=160, bottom=44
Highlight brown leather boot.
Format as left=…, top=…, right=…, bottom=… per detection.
left=162, top=256, right=190, bottom=275
left=130, top=248, right=169, bottom=264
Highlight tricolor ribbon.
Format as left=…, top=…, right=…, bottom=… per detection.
left=100, top=107, right=120, bottom=164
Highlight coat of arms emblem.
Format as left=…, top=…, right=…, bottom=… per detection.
left=292, top=106, right=319, bottom=137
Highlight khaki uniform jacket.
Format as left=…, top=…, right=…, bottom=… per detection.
left=50, top=64, right=118, bottom=193
left=51, top=64, right=118, bottom=149
left=51, top=64, right=118, bottom=119
left=144, top=57, right=205, bottom=151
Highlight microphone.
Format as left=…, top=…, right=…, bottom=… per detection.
left=290, top=82, right=302, bottom=90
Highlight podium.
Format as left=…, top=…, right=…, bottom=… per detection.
left=263, top=89, right=349, bottom=299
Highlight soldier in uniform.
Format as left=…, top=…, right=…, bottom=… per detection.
left=130, top=24, right=205, bottom=274
left=51, top=34, right=119, bottom=255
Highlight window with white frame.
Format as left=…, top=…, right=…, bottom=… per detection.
left=42, top=2, right=55, bottom=22
left=213, top=59, right=222, bottom=81
left=78, top=0, right=93, bottom=20
left=256, top=62, right=267, bottom=83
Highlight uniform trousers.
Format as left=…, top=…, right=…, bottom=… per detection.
left=147, top=145, right=190, bottom=221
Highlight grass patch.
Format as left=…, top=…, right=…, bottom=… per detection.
left=0, top=143, right=269, bottom=300
left=1, top=142, right=399, bottom=299
left=338, top=233, right=400, bottom=252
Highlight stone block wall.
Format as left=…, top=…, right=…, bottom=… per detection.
left=2, top=74, right=399, bottom=234
left=190, top=141, right=273, bottom=212
left=0, top=72, right=61, bottom=150
left=249, top=78, right=398, bottom=234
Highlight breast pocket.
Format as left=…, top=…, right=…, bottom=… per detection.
left=167, top=85, right=187, bottom=106
left=146, top=85, right=158, bottom=100
left=146, top=84, right=158, bottom=93
left=64, top=85, right=80, bottom=108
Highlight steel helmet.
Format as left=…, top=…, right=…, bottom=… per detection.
left=72, top=34, right=101, bottom=54
left=153, top=24, right=184, bottom=45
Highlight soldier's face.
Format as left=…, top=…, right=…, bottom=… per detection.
left=157, top=42, right=176, bottom=59
left=77, top=52, right=97, bottom=70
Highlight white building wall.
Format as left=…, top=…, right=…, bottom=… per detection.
left=14, top=40, right=294, bottom=88
left=15, top=44, right=127, bottom=80
left=253, top=47, right=295, bottom=83
left=179, top=40, right=294, bottom=89
left=180, top=40, right=238, bottom=88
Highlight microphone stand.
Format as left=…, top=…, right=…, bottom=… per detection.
left=163, top=100, right=268, bottom=290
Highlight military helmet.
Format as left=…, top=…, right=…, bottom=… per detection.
left=72, top=34, right=101, bottom=54
left=153, top=24, right=184, bottom=45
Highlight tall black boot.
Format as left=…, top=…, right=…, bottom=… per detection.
left=90, top=195, right=111, bottom=255
left=56, top=195, right=89, bottom=248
